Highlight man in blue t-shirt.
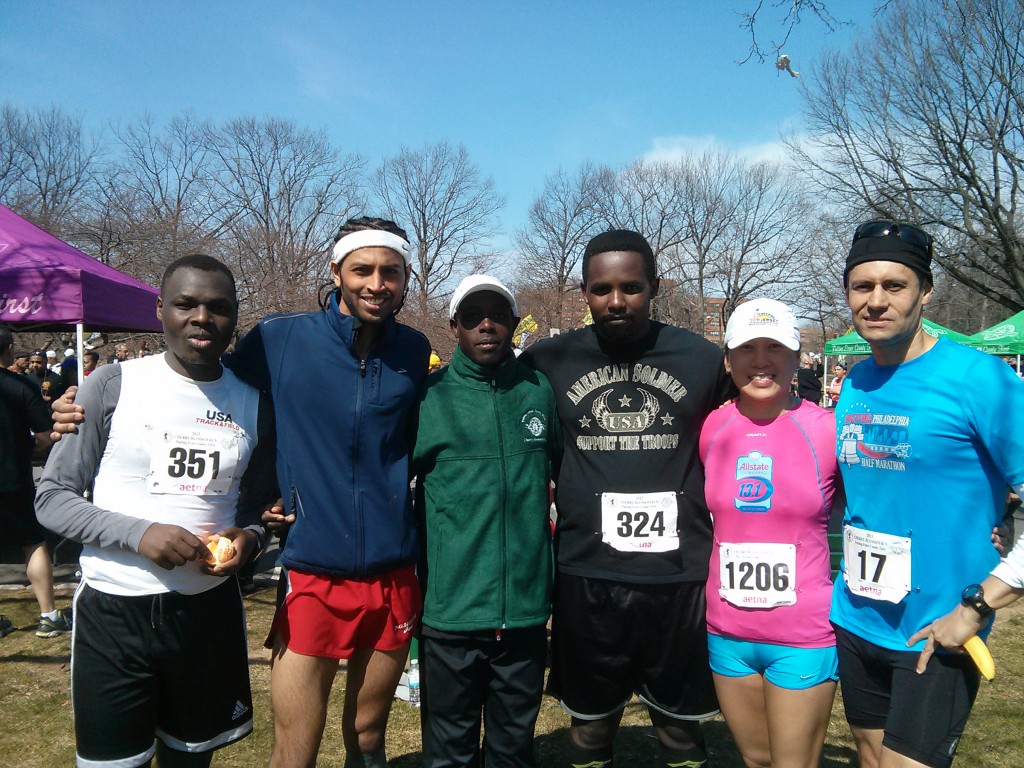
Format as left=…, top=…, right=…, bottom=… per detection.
left=831, top=220, right=1024, bottom=768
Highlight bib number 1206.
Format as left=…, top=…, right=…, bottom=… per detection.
left=723, top=560, right=790, bottom=592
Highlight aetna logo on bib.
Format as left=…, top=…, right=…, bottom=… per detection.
left=195, top=410, right=239, bottom=430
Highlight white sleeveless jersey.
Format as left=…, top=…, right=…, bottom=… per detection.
left=81, top=355, right=261, bottom=596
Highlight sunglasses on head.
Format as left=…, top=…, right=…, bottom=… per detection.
left=852, top=220, right=933, bottom=256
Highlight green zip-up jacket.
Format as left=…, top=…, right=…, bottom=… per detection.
left=412, top=346, right=561, bottom=632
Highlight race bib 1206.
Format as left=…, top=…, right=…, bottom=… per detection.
left=718, top=542, right=796, bottom=608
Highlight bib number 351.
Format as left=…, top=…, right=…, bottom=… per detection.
left=148, top=429, right=238, bottom=496
left=167, top=447, right=221, bottom=480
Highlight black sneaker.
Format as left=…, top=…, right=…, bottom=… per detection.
left=0, top=615, right=14, bottom=638
left=36, top=608, right=72, bottom=638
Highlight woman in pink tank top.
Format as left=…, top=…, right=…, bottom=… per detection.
left=700, top=298, right=840, bottom=768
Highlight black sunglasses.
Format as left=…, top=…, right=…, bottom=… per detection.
left=852, top=220, right=933, bottom=256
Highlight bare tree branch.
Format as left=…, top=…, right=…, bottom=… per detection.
left=788, top=0, right=1024, bottom=312
left=513, top=163, right=604, bottom=329
left=374, top=141, right=505, bottom=315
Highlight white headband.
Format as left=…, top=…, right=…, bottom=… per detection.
left=330, top=230, right=412, bottom=267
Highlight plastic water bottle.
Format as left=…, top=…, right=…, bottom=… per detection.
left=408, top=658, right=421, bottom=707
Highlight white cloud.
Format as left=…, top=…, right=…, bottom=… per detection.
left=642, top=134, right=796, bottom=166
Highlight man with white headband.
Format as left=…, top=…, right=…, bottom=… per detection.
left=51, top=216, right=430, bottom=768
left=242, top=217, right=429, bottom=768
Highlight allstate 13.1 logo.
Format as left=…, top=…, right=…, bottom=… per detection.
left=734, top=450, right=774, bottom=513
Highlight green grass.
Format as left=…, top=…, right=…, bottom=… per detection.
left=1, top=586, right=1021, bottom=767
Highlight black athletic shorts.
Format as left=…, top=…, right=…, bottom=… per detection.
left=547, top=572, right=719, bottom=720
left=834, top=623, right=980, bottom=768
left=71, top=578, right=253, bottom=767
left=0, top=488, right=47, bottom=547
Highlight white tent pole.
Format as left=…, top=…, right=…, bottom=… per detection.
left=76, top=323, right=84, bottom=384
left=823, top=353, right=828, bottom=406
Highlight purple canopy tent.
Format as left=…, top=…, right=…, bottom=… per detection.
left=0, top=203, right=162, bottom=380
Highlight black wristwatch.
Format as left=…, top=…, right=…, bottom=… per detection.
left=961, top=583, right=994, bottom=619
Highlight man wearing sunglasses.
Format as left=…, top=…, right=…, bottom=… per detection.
left=831, top=220, right=1024, bottom=768
left=412, top=274, right=561, bottom=767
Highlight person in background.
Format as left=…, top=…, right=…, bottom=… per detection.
left=59, top=348, right=79, bottom=391
left=27, top=350, right=62, bottom=397
left=827, top=363, right=847, bottom=408
left=8, top=351, right=29, bottom=374
left=795, top=354, right=823, bottom=404
left=82, top=349, right=100, bottom=376
left=108, top=343, right=133, bottom=364
left=0, top=325, right=70, bottom=641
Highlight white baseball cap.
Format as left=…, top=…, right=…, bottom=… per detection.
left=724, top=298, right=800, bottom=351
left=449, top=275, right=519, bottom=319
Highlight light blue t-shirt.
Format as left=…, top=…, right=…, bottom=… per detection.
left=831, top=339, right=1024, bottom=651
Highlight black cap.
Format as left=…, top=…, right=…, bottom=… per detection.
left=845, top=221, right=933, bottom=282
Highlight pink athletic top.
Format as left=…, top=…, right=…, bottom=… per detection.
left=700, top=400, right=838, bottom=648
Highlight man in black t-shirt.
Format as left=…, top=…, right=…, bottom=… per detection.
left=0, top=326, right=70, bottom=639
left=522, top=231, right=732, bottom=768
left=26, top=350, right=64, bottom=402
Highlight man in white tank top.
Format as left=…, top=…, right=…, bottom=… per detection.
left=36, top=255, right=277, bottom=768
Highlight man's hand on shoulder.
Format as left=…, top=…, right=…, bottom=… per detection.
left=50, top=385, right=84, bottom=441
left=138, top=523, right=208, bottom=570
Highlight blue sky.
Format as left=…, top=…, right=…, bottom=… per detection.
left=0, top=1, right=867, bottom=242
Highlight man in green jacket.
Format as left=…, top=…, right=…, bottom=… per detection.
left=412, top=274, right=562, bottom=767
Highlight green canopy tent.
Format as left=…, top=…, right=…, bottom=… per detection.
left=966, top=310, right=1024, bottom=355
left=966, top=310, right=1024, bottom=372
left=821, top=319, right=973, bottom=403
left=824, top=318, right=973, bottom=356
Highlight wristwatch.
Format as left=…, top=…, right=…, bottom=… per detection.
left=961, top=583, right=994, bottom=618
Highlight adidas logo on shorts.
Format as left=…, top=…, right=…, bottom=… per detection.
left=232, top=700, right=250, bottom=721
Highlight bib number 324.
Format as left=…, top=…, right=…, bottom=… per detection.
left=601, top=492, right=679, bottom=553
